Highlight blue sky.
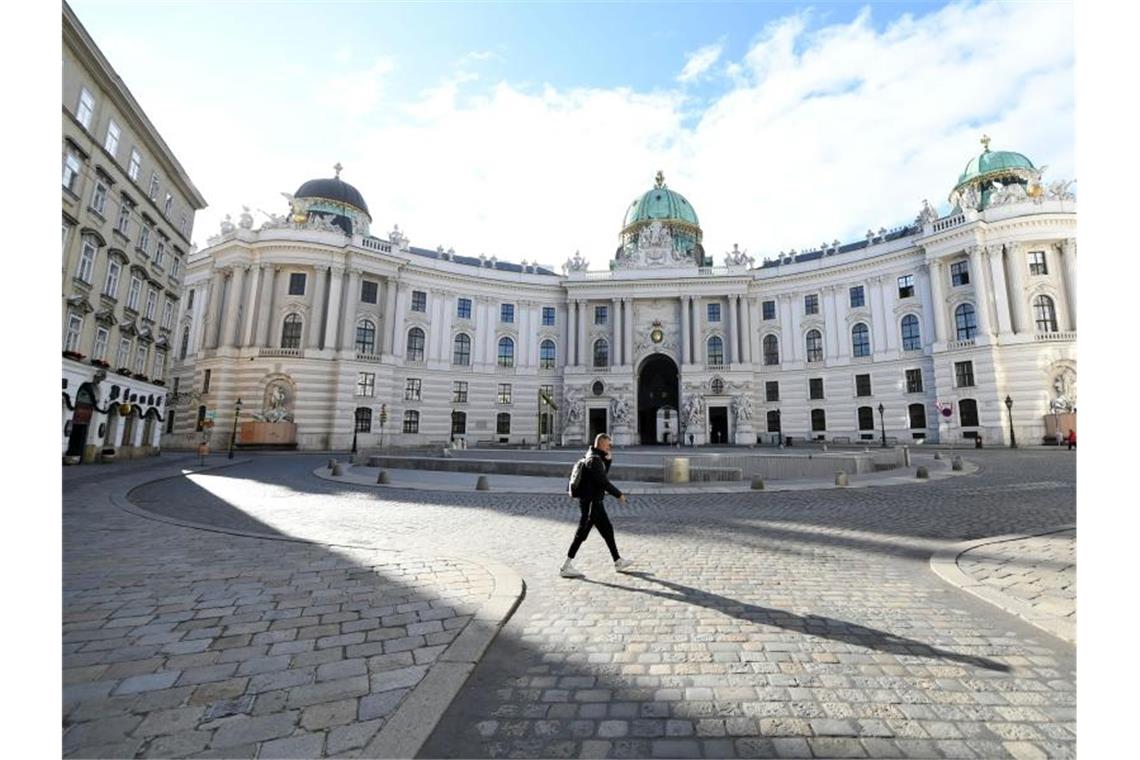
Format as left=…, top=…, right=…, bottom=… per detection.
left=67, top=1, right=1075, bottom=270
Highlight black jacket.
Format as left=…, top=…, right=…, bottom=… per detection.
left=578, top=446, right=624, bottom=504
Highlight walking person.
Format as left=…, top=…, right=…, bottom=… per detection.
left=1066, top=429, right=1076, bottom=451
left=561, top=433, right=633, bottom=578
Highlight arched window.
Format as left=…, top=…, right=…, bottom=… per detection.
left=402, top=409, right=420, bottom=434
left=497, top=337, right=515, bottom=368
left=355, top=320, right=376, bottom=354
left=593, top=338, right=609, bottom=368
left=196, top=404, right=207, bottom=432
left=805, top=329, right=823, bottom=363
left=496, top=412, right=511, bottom=435
left=179, top=325, right=191, bottom=360
left=763, top=334, right=779, bottom=366
left=354, top=407, right=372, bottom=432
left=452, top=333, right=471, bottom=366
left=767, top=409, right=781, bottom=433
left=707, top=336, right=724, bottom=366
left=406, top=327, right=425, bottom=361
left=908, top=403, right=927, bottom=430
left=811, top=408, right=827, bottom=432
left=539, top=339, right=556, bottom=369
left=857, top=406, right=875, bottom=430
left=959, top=398, right=979, bottom=427
left=1033, top=295, right=1058, bottom=333
left=900, top=314, right=921, bottom=351
left=851, top=323, right=870, bottom=358
left=451, top=411, right=467, bottom=436
left=281, top=313, right=303, bottom=349
left=954, top=304, right=977, bottom=341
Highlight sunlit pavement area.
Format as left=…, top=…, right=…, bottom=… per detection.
left=63, top=447, right=1075, bottom=758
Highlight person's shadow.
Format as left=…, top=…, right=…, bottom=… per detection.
left=582, top=571, right=1010, bottom=673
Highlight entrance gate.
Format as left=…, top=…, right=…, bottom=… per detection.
left=66, top=384, right=97, bottom=458
left=637, top=354, right=679, bottom=444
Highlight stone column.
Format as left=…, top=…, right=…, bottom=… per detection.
left=150, top=416, right=162, bottom=447
left=577, top=299, right=587, bottom=367
left=221, top=266, right=245, bottom=349
left=986, top=245, right=1013, bottom=336
left=1059, top=238, right=1076, bottom=330
left=747, top=297, right=760, bottom=366
left=612, top=297, right=622, bottom=366
left=240, top=264, right=262, bottom=348
left=323, top=266, right=344, bottom=350
left=382, top=278, right=398, bottom=355
left=518, top=300, right=531, bottom=367
left=307, top=267, right=328, bottom=349
left=732, top=295, right=743, bottom=365
left=968, top=245, right=994, bottom=338
left=340, top=268, right=362, bottom=351
left=438, top=292, right=455, bottom=362
left=205, top=268, right=226, bottom=349
left=870, top=277, right=888, bottom=356
left=780, top=295, right=797, bottom=362
left=567, top=300, right=577, bottom=367
left=131, top=415, right=146, bottom=447
left=928, top=260, right=948, bottom=343
left=823, top=286, right=839, bottom=360
left=111, top=415, right=125, bottom=447
left=624, top=299, right=634, bottom=367
left=256, top=266, right=276, bottom=347
left=393, top=284, right=410, bottom=359
left=917, top=262, right=935, bottom=348
left=881, top=277, right=897, bottom=353
left=834, top=288, right=849, bottom=360
left=1003, top=244, right=1028, bottom=334
left=681, top=296, right=690, bottom=365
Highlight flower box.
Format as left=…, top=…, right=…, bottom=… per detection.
left=116, top=367, right=133, bottom=376
left=62, top=350, right=85, bottom=361
left=90, top=358, right=110, bottom=368
left=153, top=380, right=166, bottom=387
left=133, top=373, right=149, bottom=381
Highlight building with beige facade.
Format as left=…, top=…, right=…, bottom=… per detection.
left=61, top=1, right=207, bottom=463
left=168, top=137, right=1075, bottom=454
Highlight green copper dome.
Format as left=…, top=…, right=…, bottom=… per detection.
left=622, top=171, right=700, bottom=228
left=954, top=137, right=1035, bottom=190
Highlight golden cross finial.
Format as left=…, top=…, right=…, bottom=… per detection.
left=654, top=170, right=666, bottom=188
left=333, top=162, right=343, bottom=178
left=980, top=135, right=991, bottom=152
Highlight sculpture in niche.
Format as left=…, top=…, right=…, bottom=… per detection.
left=610, top=395, right=631, bottom=425
left=731, top=395, right=753, bottom=423
left=1050, top=368, right=1076, bottom=412
left=682, top=395, right=704, bottom=427
left=253, top=381, right=293, bottom=422
left=564, top=386, right=584, bottom=425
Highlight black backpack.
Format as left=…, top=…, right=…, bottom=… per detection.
left=567, top=455, right=590, bottom=497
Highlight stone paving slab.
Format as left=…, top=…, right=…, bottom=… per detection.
left=62, top=459, right=523, bottom=759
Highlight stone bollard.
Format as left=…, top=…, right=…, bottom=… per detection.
left=328, top=458, right=337, bottom=471
left=900, top=446, right=910, bottom=467
left=933, top=451, right=943, bottom=461
left=952, top=456, right=963, bottom=471
left=377, top=469, right=390, bottom=484
left=863, top=447, right=870, bottom=453
left=916, top=466, right=929, bottom=479
left=835, top=471, right=848, bottom=487
left=475, top=475, right=491, bottom=491
left=821, top=444, right=828, bottom=452
left=331, top=463, right=344, bottom=476
left=750, top=476, right=765, bottom=490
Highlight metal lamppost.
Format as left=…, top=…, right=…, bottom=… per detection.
left=877, top=403, right=886, bottom=448
left=378, top=403, right=387, bottom=450
left=228, top=397, right=243, bottom=459
left=351, top=411, right=359, bottom=456
left=1005, top=395, right=1016, bottom=448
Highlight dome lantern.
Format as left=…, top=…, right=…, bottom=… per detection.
left=613, top=171, right=706, bottom=268
left=291, top=162, right=372, bottom=236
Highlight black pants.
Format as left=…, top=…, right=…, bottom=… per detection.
left=567, top=499, right=620, bottom=561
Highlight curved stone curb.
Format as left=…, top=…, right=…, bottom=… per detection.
left=930, top=524, right=1076, bottom=645
left=363, top=555, right=525, bottom=758
left=100, top=462, right=527, bottom=758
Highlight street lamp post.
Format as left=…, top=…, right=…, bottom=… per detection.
left=351, top=411, right=358, bottom=457
left=877, top=403, right=886, bottom=448
left=1005, top=395, right=1016, bottom=448
left=228, top=397, right=243, bottom=459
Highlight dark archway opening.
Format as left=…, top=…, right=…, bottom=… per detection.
left=637, top=354, right=679, bottom=444
left=66, top=383, right=97, bottom=458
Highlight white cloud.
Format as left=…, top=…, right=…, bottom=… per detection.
left=678, top=42, right=724, bottom=83
left=184, top=1, right=1073, bottom=276
left=314, top=57, right=396, bottom=117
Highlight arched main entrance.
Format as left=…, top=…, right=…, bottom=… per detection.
left=637, top=353, right=679, bottom=444
left=66, top=383, right=97, bottom=458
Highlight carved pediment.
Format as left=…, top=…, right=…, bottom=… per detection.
left=67, top=295, right=94, bottom=314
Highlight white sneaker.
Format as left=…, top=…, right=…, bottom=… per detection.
left=614, top=558, right=635, bottom=573
left=560, top=560, right=584, bottom=578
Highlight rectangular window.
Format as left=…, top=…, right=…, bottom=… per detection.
left=811, top=409, right=827, bottom=432
left=360, top=280, right=378, bottom=304
left=765, top=380, right=779, bottom=402
left=170, top=255, right=181, bottom=279
left=126, top=277, right=142, bottom=311
left=411, top=290, right=427, bottom=312
left=65, top=314, right=83, bottom=353
left=452, top=381, right=468, bottom=403
left=858, top=406, right=876, bottom=431
left=497, top=413, right=511, bottom=435
left=77, top=237, right=96, bottom=283
left=855, top=373, right=872, bottom=397
left=161, top=299, right=174, bottom=330
left=404, top=378, right=422, bottom=401
left=288, top=272, right=306, bottom=295
left=154, top=351, right=166, bottom=378
left=104, top=120, right=120, bottom=157
left=154, top=236, right=166, bottom=268
left=148, top=171, right=160, bottom=201
left=356, top=372, right=375, bottom=397
left=116, top=337, right=131, bottom=369
left=809, top=378, right=824, bottom=400
left=1028, top=251, right=1048, bottom=275
left=954, top=360, right=975, bottom=388
left=164, top=192, right=174, bottom=217
left=128, top=148, right=141, bottom=181
left=451, top=411, right=467, bottom=436
left=115, top=199, right=132, bottom=235
left=457, top=297, right=472, bottom=319
left=63, top=149, right=82, bottom=192
left=202, top=368, right=211, bottom=393
left=497, top=383, right=512, bottom=404
left=91, top=179, right=108, bottom=216
left=403, top=411, right=420, bottom=434
left=138, top=223, right=151, bottom=255
left=849, top=286, right=865, bottom=308
left=594, top=305, right=607, bottom=325
left=93, top=327, right=109, bottom=361
left=77, top=87, right=95, bottom=129
left=950, top=260, right=970, bottom=286
left=542, top=306, right=556, bottom=326
left=134, top=345, right=149, bottom=374
left=898, top=274, right=915, bottom=298
left=804, top=294, right=819, bottom=315
left=501, top=303, right=515, bottom=323
left=762, top=300, right=776, bottom=320
left=105, top=259, right=122, bottom=299
left=707, top=303, right=721, bottom=322
left=144, top=289, right=158, bottom=321
left=905, top=368, right=924, bottom=394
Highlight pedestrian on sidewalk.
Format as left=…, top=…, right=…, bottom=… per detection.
left=1066, top=429, right=1076, bottom=451
left=561, top=433, right=633, bottom=578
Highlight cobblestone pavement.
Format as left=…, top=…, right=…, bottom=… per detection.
left=115, top=448, right=1078, bottom=759
left=62, top=458, right=496, bottom=759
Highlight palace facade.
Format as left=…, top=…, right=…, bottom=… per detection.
left=168, top=143, right=1076, bottom=453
